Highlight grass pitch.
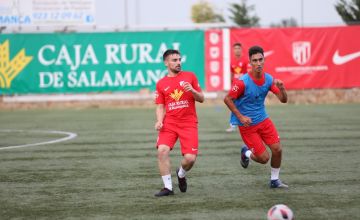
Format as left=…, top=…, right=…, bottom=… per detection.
left=0, top=104, right=359, bottom=219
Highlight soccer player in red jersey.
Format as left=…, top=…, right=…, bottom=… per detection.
left=226, top=43, right=249, bottom=132
left=224, top=45, right=289, bottom=188
left=231, top=43, right=249, bottom=80
left=154, top=49, right=204, bottom=197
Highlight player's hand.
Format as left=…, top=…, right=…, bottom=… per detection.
left=182, top=82, right=194, bottom=92
left=274, top=79, right=285, bottom=90
left=239, top=115, right=252, bottom=127
left=154, top=121, right=163, bottom=130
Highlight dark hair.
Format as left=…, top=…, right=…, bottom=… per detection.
left=248, top=45, right=264, bottom=58
left=233, top=43, right=242, bottom=47
left=163, top=49, right=180, bottom=61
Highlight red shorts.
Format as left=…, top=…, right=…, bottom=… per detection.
left=238, top=118, right=280, bottom=156
left=156, top=122, right=198, bottom=155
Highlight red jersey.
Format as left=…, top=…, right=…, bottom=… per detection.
left=228, top=73, right=280, bottom=99
left=155, top=71, right=202, bottom=124
left=231, top=57, right=249, bottom=77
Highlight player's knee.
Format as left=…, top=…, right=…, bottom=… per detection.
left=271, top=144, right=282, bottom=155
left=258, top=152, right=270, bottom=164
left=157, top=145, right=170, bottom=159
left=259, top=156, right=270, bottom=164
left=184, top=154, right=197, bottom=165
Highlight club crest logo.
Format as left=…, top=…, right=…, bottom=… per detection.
left=0, top=40, right=33, bottom=88
left=292, top=41, right=311, bottom=65
left=210, top=61, right=220, bottom=73
left=170, top=89, right=183, bottom=101
left=210, top=75, right=220, bottom=88
left=232, top=84, right=239, bottom=92
left=179, top=81, right=185, bottom=86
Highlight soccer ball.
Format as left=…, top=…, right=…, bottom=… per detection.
left=267, top=204, right=294, bottom=220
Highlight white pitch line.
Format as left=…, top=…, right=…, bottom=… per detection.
left=0, top=130, right=77, bottom=150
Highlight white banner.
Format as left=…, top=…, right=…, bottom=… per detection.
left=0, top=0, right=95, bottom=26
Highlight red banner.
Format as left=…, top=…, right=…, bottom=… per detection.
left=230, top=26, right=360, bottom=89
left=205, top=29, right=224, bottom=91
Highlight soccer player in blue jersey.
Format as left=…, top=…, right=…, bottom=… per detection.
left=224, top=45, right=289, bottom=188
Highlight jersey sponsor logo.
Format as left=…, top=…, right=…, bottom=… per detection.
left=170, top=89, right=183, bottom=101
left=168, top=99, right=189, bottom=110
left=332, top=50, right=360, bottom=65
left=292, top=41, right=311, bottom=65
left=0, top=40, right=33, bottom=88
left=234, top=66, right=242, bottom=74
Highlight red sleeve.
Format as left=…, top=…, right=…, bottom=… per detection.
left=192, top=73, right=202, bottom=92
left=270, top=82, right=280, bottom=94
left=228, top=79, right=245, bottom=99
left=155, top=83, right=165, bottom=104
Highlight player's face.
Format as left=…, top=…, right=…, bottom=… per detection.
left=233, top=46, right=242, bottom=57
left=165, top=54, right=182, bottom=74
left=250, top=53, right=264, bottom=74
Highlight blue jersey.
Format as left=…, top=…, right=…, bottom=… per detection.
left=230, top=73, right=273, bottom=126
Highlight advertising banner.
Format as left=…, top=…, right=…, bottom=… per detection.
left=230, top=26, right=360, bottom=89
left=205, top=29, right=224, bottom=91
left=0, top=0, right=95, bottom=26
left=0, top=31, right=204, bottom=94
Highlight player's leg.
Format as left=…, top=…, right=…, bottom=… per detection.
left=250, top=147, right=270, bottom=164
left=157, top=145, right=172, bottom=180
left=268, top=142, right=282, bottom=169
left=180, top=154, right=197, bottom=171
left=242, top=142, right=269, bottom=165
left=268, top=142, right=287, bottom=188
left=226, top=114, right=237, bottom=132
left=260, top=119, right=288, bottom=188
left=155, top=125, right=177, bottom=196
left=177, top=124, right=198, bottom=192
left=177, top=153, right=196, bottom=192
left=226, top=122, right=236, bottom=132
left=239, top=125, right=269, bottom=168
left=226, top=124, right=236, bottom=132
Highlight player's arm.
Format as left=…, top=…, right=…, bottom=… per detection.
left=184, top=83, right=204, bottom=103
left=223, top=80, right=252, bottom=127
left=193, top=91, right=205, bottom=103
left=273, top=79, right=288, bottom=103
left=154, top=85, right=166, bottom=130
left=183, top=76, right=204, bottom=103
left=155, top=104, right=165, bottom=130
left=224, top=95, right=252, bottom=127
